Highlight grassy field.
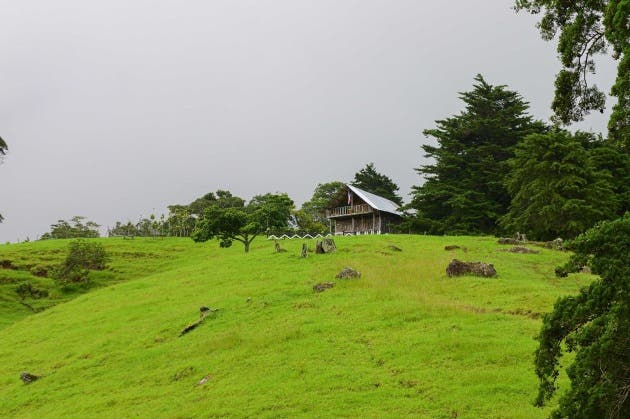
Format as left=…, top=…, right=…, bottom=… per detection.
left=0, top=235, right=592, bottom=418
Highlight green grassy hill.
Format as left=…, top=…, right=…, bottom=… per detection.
left=0, top=235, right=591, bottom=418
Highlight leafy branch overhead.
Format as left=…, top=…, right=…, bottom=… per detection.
left=515, top=0, right=630, bottom=148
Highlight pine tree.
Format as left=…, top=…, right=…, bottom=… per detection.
left=534, top=214, right=630, bottom=418
left=500, top=130, right=618, bottom=240
left=410, top=75, right=544, bottom=234
left=351, top=163, right=403, bottom=206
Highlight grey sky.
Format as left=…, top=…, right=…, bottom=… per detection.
left=0, top=0, right=617, bottom=242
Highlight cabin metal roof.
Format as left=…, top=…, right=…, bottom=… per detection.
left=346, top=184, right=402, bottom=216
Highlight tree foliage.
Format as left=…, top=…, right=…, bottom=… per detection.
left=0, top=136, right=6, bottom=159
left=191, top=192, right=294, bottom=252
left=534, top=214, right=630, bottom=418
left=41, top=216, right=101, bottom=240
left=410, top=74, right=545, bottom=235
left=501, top=130, right=619, bottom=240
left=0, top=136, right=6, bottom=223
left=301, top=181, right=345, bottom=223
left=351, top=163, right=403, bottom=206
left=53, top=239, right=109, bottom=285
left=515, top=0, right=630, bottom=148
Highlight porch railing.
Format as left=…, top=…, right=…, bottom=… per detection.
left=326, top=204, right=372, bottom=217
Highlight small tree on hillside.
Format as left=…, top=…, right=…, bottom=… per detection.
left=534, top=214, right=630, bottom=417
left=191, top=192, right=294, bottom=253
left=351, top=163, right=402, bottom=206
left=53, top=239, right=109, bottom=285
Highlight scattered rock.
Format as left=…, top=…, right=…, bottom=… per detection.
left=497, top=238, right=522, bottom=245
left=313, top=282, right=335, bottom=292
left=446, top=259, right=497, bottom=278
left=274, top=241, right=287, bottom=253
left=180, top=308, right=218, bottom=336
left=580, top=266, right=592, bottom=274
left=514, top=232, right=527, bottom=242
left=197, top=374, right=212, bottom=386
left=543, top=238, right=564, bottom=250
left=301, top=243, right=308, bottom=258
left=444, top=245, right=460, bottom=251
left=20, top=372, right=40, bottom=384
left=316, top=238, right=337, bottom=254
left=506, top=246, right=539, bottom=254
left=172, top=367, right=194, bottom=381
left=335, top=267, right=361, bottom=279
left=386, top=245, right=402, bottom=252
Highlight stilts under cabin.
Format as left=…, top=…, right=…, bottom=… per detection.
left=326, top=184, right=402, bottom=235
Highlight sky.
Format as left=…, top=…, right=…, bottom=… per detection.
left=0, top=0, right=618, bottom=242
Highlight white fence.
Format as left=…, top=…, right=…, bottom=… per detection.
left=267, top=233, right=333, bottom=240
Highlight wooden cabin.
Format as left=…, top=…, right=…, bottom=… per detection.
left=326, top=184, right=402, bottom=235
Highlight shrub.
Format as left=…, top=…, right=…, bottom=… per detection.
left=53, top=240, right=108, bottom=285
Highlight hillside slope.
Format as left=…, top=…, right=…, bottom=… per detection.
left=0, top=236, right=591, bottom=417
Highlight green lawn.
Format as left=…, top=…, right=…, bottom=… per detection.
left=0, top=235, right=591, bottom=417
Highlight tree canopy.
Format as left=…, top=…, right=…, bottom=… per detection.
left=191, top=192, right=294, bottom=252
left=501, top=130, right=619, bottom=240
left=301, top=181, right=345, bottom=223
left=409, top=74, right=545, bottom=235
left=515, top=0, right=630, bottom=149
left=534, top=214, right=630, bottom=417
left=40, top=216, right=101, bottom=240
left=351, top=163, right=403, bottom=206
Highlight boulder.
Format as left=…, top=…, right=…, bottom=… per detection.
left=20, top=372, right=40, bottom=384
left=446, top=259, right=497, bottom=278
left=313, top=282, right=335, bottom=292
left=444, top=245, right=460, bottom=251
left=507, top=246, right=539, bottom=254
left=386, top=245, right=402, bottom=252
left=543, top=238, right=564, bottom=250
left=335, top=267, right=361, bottom=279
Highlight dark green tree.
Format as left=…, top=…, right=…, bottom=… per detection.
left=0, top=136, right=6, bottom=159
left=534, top=214, right=630, bottom=418
left=191, top=192, right=294, bottom=253
left=501, top=130, right=618, bottom=240
left=301, top=181, right=345, bottom=223
left=351, top=163, right=403, bottom=206
left=410, top=75, right=545, bottom=235
left=515, top=0, right=630, bottom=149
left=188, top=190, right=245, bottom=216
left=0, top=136, right=7, bottom=223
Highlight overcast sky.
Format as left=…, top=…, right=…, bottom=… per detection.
left=0, top=0, right=617, bottom=242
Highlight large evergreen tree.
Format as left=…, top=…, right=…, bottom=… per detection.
left=351, top=163, right=403, bottom=206
left=500, top=130, right=618, bottom=240
left=409, top=75, right=545, bottom=235
left=534, top=214, right=630, bottom=418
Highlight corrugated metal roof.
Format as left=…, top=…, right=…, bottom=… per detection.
left=347, top=184, right=401, bottom=216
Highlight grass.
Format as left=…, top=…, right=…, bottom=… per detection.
left=0, top=235, right=592, bottom=417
